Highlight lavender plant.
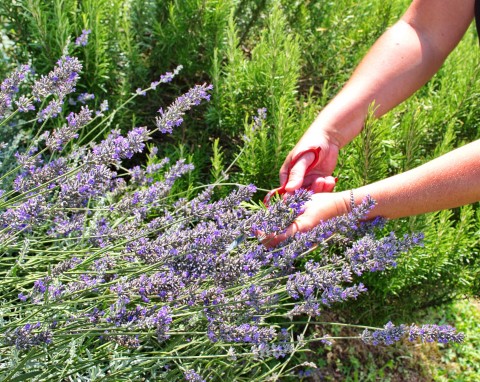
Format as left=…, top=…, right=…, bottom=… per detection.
left=0, top=42, right=464, bottom=381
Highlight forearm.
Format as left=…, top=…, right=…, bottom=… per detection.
left=317, top=21, right=444, bottom=147
left=346, top=140, right=480, bottom=219
left=308, top=0, right=474, bottom=148
left=270, top=140, right=480, bottom=245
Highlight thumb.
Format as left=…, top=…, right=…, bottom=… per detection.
left=284, top=152, right=315, bottom=192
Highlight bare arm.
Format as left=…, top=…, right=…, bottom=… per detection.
left=349, top=140, right=480, bottom=220
left=268, top=140, right=480, bottom=245
left=282, top=0, right=475, bottom=191
left=315, top=0, right=475, bottom=147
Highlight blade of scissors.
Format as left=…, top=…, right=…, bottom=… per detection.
left=226, top=233, right=247, bottom=252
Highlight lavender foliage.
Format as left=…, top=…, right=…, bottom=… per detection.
left=32, top=56, right=82, bottom=102
left=184, top=370, right=206, bottom=382
left=45, top=106, right=93, bottom=151
left=0, top=64, right=32, bottom=118
left=4, top=322, right=52, bottom=350
left=0, top=53, right=464, bottom=381
left=361, top=321, right=465, bottom=345
left=75, top=29, right=92, bottom=47
left=155, top=83, right=213, bottom=133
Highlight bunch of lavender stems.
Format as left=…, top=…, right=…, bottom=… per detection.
left=0, top=37, right=464, bottom=381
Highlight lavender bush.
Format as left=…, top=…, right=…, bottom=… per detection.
left=0, top=37, right=464, bottom=381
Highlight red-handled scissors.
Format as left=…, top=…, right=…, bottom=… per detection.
left=263, top=147, right=322, bottom=206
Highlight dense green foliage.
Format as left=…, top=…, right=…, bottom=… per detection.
left=0, top=0, right=479, bottom=380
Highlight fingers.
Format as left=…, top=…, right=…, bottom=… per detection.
left=310, top=176, right=337, bottom=193
left=283, top=152, right=315, bottom=192
left=324, top=176, right=337, bottom=192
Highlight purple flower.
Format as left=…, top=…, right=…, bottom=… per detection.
left=239, top=285, right=277, bottom=313
left=51, top=257, right=82, bottom=276
left=15, top=95, right=35, bottom=113
left=115, top=159, right=194, bottom=217
left=408, top=323, right=465, bottom=344
left=58, top=164, right=116, bottom=208
left=18, top=292, right=28, bottom=302
left=0, top=195, right=49, bottom=232
left=361, top=322, right=464, bottom=345
left=361, top=321, right=406, bottom=346
left=346, top=232, right=424, bottom=276
left=36, top=98, right=63, bottom=122
left=150, top=65, right=183, bottom=89
left=48, top=212, right=85, bottom=237
left=13, top=157, right=68, bottom=193
left=86, top=307, right=105, bottom=324
left=89, top=127, right=150, bottom=164
left=75, top=29, right=91, bottom=47
left=252, top=107, right=267, bottom=130
left=33, top=278, right=50, bottom=294
left=208, top=322, right=276, bottom=344
left=105, top=335, right=140, bottom=348
left=286, top=261, right=367, bottom=306
left=111, top=271, right=185, bottom=303
left=246, top=189, right=311, bottom=235
left=138, top=305, right=173, bottom=342
left=184, top=370, right=205, bottom=382
left=32, top=56, right=82, bottom=101
left=0, top=64, right=31, bottom=118
left=251, top=328, right=293, bottom=360
left=76, top=92, right=95, bottom=104
left=4, top=322, right=53, bottom=350
left=46, top=106, right=93, bottom=151
left=155, top=83, right=213, bottom=134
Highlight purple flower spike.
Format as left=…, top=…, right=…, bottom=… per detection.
left=408, top=323, right=465, bottom=344
left=46, top=106, right=93, bottom=151
left=361, top=321, right=464, bottom=345
left=151, top=65, right=183, bottom=89
left=155, top=83, right=213, bottom=134
left=0, top=64, right=31, bottom=118
left=75, top=29, right=91, bottom=47
left=184, top=370, right=206, bottom=382
left=15, top=95, right=35, bottom=113
left=32, top=56, right=82, bottom=101
left=4, top=322, right=53, bottom=350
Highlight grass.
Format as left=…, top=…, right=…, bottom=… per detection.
left=426, top=299, right=480, bottom=381
left=306, top=299, right=480, bottom=381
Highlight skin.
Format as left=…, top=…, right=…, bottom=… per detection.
left=269, top=140, right=480, bottom=246
left=272, top=0, right=478, bottom=245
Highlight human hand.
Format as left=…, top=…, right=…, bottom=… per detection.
left=263, top=191, right=350, bottom=247
left=280, top=131, right=340, bottom=193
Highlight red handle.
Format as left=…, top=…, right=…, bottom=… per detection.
left=263, top=147, right=321, bottom=206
